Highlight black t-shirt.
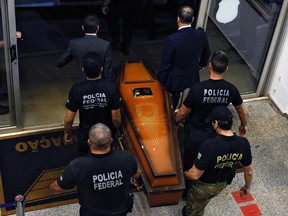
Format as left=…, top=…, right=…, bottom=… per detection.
left=57, top=151, right=138, bottom=215
left=66, top=79, right=121, bottom=135
left=195, top=134, right=252, bottom=183
left=183, top=79, right=243, bottom=128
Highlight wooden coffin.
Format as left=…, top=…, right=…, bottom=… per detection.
left=117, top=61, right=185, bottom=207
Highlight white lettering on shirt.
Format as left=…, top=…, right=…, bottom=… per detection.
left=203, top=89, right=229, bottom=104
left=82, top=93, right=108, bottom=109
left=92, top=170, right=124, bottom=190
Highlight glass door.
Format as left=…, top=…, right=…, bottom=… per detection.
left=196, top=0, right=284, bottom=96
left=0, top=0, right=22, bottom=131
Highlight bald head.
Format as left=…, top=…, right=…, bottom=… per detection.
left=89, top=123, right=112, bottom=149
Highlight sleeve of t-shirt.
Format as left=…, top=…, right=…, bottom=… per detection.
left=183, top=85, right=197, bottom=108
left=125, top=151, right=138, bottom=176
left=57, top=162, right=76, bottom=190
left=231, top=85, right=243, bottom=107
left=65, top=85, right=78, bottom=112
left=240, top=138, right=253, bottom=167
left=111, top=85, right=122, bottom=110
left=194, top=141, right=210, bottom=171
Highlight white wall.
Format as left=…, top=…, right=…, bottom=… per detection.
left=269, top=22, right=288, bottom=114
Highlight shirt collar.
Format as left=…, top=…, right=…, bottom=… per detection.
left=85, top=33, right=97, bottom=36
left=178, top=25, right=191, bottom=31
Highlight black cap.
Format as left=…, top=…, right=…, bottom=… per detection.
left=205, top=105, right=233, bottom=123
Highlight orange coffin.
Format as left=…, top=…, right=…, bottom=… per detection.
left=118, top=61, right=185, bottom=207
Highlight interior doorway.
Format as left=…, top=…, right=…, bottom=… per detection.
left=197, top=0, right=284, bottom=95
left=0, top=0, right=21, bottom=130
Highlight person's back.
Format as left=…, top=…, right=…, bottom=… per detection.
left=179, top=51, right=246, bottom=132
left=67, top=36, right=111, bottom=80
left=162, top=27, right=210, bottom=92
left=158, top=5, right=210, bottom=109
left=56, top=14, right=112, bottom=81
left=71, top=150, right=137, bottom=215
left=184, top=78, right=242, bottom=128
left=183, top=106, right=253, bottom=216
left=68, top=78, right=120, bottom=136
left=50, top=123, right=139, bottom=216
left=196, top=134, right=251, bottom=183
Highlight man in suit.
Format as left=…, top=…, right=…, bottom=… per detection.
left=158, top=5, right=211, bottom=110
left=56, top=14, right=113, bottom=81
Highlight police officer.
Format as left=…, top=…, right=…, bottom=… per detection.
left=175, top=51, right=247, bottom=172
left=182, top=105, right=254, bottom=215
left=50, top=123, right=140, bottom=216
left=63, top=51, right=121, bottom=155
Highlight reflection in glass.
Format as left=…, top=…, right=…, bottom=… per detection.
left=209, top=0, right=283, bottom=91
left=0, top=8, right=10, bottom=126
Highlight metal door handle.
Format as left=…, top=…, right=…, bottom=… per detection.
left=10, top=44, right=17, bottom=62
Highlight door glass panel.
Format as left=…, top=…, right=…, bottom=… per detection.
left=203, top=0, right=283, bottom=94
left=0, top=3, right=11, bottom=127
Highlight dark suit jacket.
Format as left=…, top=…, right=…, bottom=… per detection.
left=158, top=27, right=210, bottom=92
left=56, top=35, right=113, bottom=81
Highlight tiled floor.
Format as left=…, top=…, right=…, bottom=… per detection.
left=9, top=99, right=288, bottom=216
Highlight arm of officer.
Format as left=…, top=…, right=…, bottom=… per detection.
left=112, top=108, right=121, bottom=129
left=49, top=180, right=65, bottom=195
left=239, top=164, right=254, bottom=196
left=235, top=103, right=248, bottom=136
left=184, top=165, right=204, bottom=181
left=175, top=104, right=191, bottom=124
left=133, top=168, right=141, bottom=179
left=64, top=110, right=76, bottom=143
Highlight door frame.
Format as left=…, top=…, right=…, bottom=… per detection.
left=0, top=0, right=22, bottom=133
left=196, top=0, right=288, bottom=100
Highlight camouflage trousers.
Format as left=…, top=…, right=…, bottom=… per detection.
left=185, top=181, right=227, bottom=216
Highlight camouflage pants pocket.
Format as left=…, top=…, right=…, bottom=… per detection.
left=186, top=181, right=227, bottom=216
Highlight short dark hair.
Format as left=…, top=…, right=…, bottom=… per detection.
left=83, top=14, right=99, bottom=33
left=82, top=51, right=102, bottom=78
left=210, top=51, right=229, bottom=73
left=177, top=6, right=194, bottom=24
left=216, top=119, right=233, bottom=130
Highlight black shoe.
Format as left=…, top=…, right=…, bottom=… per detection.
left=0, top=93, right=8, bottom=101
left=182, top=206, right=187, bottom=216
left=0, top=105, right=9, bottom=115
